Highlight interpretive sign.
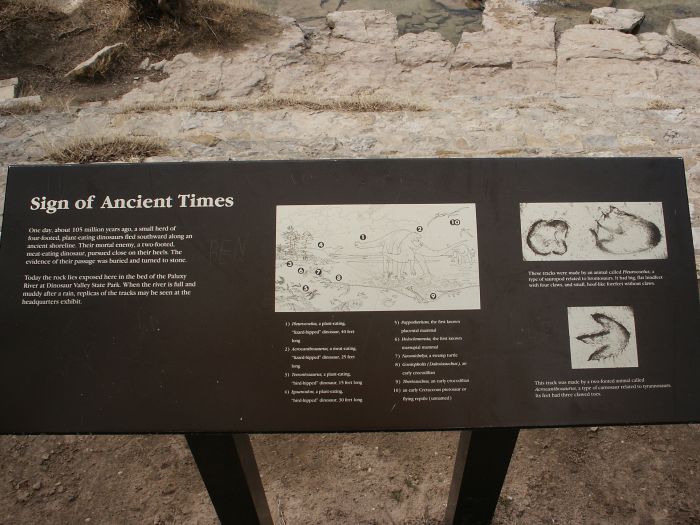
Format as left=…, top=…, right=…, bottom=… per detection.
left=0, top=158, right=698, bottom=433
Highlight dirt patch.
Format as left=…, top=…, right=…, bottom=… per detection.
left=0, top=0, right=279, bottom=102
left=1, top=426, right=699, bottom=524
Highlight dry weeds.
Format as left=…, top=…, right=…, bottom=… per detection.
left=0, top=100, right=44, bottom=116
left=0, top=0, right=277, bottom=100
left=122, top=95, right=428, bottom=113
left=47, top=136, right=167, bottom=163
left=126, top=0, right=275, bottom=47
left=646, top=99, right=684, bottom=110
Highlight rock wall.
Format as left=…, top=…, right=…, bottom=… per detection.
left=1, top=0, right=699, bottom=267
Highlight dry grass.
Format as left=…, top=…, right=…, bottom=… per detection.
left=646, top=99, right=684, bottom=110
left=509, top=100, right=566, bottom=112
left=47, top=136, right=167, bottom=163
left=0, top=0, right=277, bottom=101
left=0, top=100, right=44, bottom=116
left=122, top=95, right=429, bottom=113
left=126, top=0, right=274, bottom=46
left=0, top=0, right=57, bottom=33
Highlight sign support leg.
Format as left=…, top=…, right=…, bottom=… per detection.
left=444, top=429, right=520, bottom=525
left=186, top=433, right=273, bottom=525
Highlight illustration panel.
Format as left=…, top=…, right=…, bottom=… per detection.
left=520, top=202, right=667, bottom=261
left=567, top=306, right=639, bottom=369
left=274, top=204, right=480, bottom=312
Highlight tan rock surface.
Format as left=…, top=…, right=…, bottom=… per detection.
left=590, top=7, right=645, bottom=33
left=667, top=17, right=700, bottom=55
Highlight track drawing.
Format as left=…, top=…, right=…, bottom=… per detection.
left=275, top=204, right=480, bottom=312
left=520, top=202, right=667, bottom=261
left=568, top=306, right=638, bottom=369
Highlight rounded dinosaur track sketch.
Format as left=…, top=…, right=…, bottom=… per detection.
left=274, top=204, right=480, bottom=312
left=567, top=306, right=638, bottom=369
left=520, top=202, right=667, bottom=261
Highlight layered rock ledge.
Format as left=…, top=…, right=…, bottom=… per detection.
left=1, top=0, right=699, bottom=267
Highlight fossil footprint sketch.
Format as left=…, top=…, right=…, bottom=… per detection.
left=568, top=306, right=638, bottom=369
left=274, top=204, right=480, bottom=312
left=520, top=202, right=667, bottom=261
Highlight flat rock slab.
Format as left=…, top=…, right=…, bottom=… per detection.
left=66, top=43, right=127, bottom=80
left=452, top=0, right=556, bottom=68
left=590, top=7, right=644, bottom=33
left=667, top=18, right=700, bottom=55
left=395, top=31, right=454, bottom=66
left=0, top=78, right=19, bottom=101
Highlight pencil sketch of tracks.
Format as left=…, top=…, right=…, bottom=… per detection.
left=567, top=306, right=639, bottom=369
left=520, top=202, right=667, bottom=261
left=274, top=204, right=480, bottom=312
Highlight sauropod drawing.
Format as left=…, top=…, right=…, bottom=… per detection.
left=354, top=230, right=468, bottom=281
left=354, top=230, right=428, bottom=280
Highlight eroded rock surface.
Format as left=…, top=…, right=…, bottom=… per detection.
left=667, top=18, right=700, bottom=55
left=590, top=7, right=645, bottom=33
left=452, top=0, right=556, bottom=68
left=2, top=0, right=700, bottom=267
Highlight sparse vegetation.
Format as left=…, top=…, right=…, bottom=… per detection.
left=47, top=136, right=167, bottom=163
left=0, top=0, right=276, bottom=100
left=122, top=95, right=429, bottom=113
left=646, top=99, right=684, bottom=110
left=0, top=99, right=44, bottom=116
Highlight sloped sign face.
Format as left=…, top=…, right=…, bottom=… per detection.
left=0, top=158, right=698, bottom=433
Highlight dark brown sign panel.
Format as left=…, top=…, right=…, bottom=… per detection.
left=0, top=158, right=698, bottom=433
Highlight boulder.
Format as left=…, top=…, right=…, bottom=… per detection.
left=590, top=7, right=644, bottom=33
left=394, top=32, right=454, bottom=66
left=326, top=10, right=398, bottom=44
left=0, top=78, right=19, bottom=101
left=558, top=24, right=696, bottom=65
left=558, top=25, right=646, bottom=64
left=667, top=18, right=700, bottom=55
left=638, top=32, right=695, bottom=63
left=66, top=43, right=127, bottom=80
left=452, top=0, right=556, bottom=68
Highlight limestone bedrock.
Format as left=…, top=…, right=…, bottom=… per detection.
left=590, top=7, right=645, bottom=33
left=667, top=18, right=700, bottom=55
left=1, top=0, right=699, bottom=270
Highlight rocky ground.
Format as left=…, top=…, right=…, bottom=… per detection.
left=1, top=0, right=700, bottom=523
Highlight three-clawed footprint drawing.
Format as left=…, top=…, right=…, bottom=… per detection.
left=575, top=313, right=631, bottom=362
left=521, top=202, right=667, bottom=261
left=568, top=307, right=638, bottom=369
left=274, top=204, right=480, bottom=312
